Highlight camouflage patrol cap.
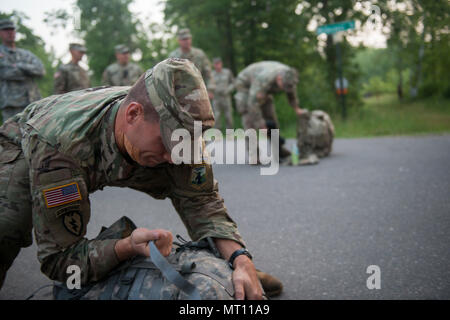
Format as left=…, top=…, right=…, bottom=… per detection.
left=281, top=67, right=299, bottom=91
left=115, top=44, right=130, bottom=54
left=177, top=28, right=192, bottom=40
left=144, top=58, right=214, bottom=155
left=213, top=57, right=222, bottom=64
left=0, top=19, right=15, bottom=30
left=69, top=43, right=87, bottom=52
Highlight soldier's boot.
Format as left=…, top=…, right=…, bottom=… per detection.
left=256, top=269, right=283, bottom=297
left=279, top=145, right=291, bottom=159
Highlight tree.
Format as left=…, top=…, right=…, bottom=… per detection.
left=76, top=0, right=140, bottom=84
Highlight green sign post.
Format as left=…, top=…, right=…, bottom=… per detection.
left=317, top=21, right=355, bottom=119
left=317, top=20, right=355, bottom=35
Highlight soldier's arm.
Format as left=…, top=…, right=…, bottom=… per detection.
left=102, top=69, right=111, bottom=86
left=53, top=67, right=66, bottom=94
left=166, top=164, right=245, bottom=247
left=24, top=137, right=121, bottom=285
left=0, top=57, right=26, bottom=80
left=202, top=55, right=216, bottom=93
left=15, top=51, right=45, bottom=77
left=227, top=70, right=235, bottom=94
left=286, top=89, right=303, bottom=115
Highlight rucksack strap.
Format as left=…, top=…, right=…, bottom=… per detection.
left=149, top=241, right=201, bottom=300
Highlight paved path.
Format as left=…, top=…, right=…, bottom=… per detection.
left=1, top=135, right=449, bottom=299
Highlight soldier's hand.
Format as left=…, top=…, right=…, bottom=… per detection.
left=295, top=107, right=303, bottom=116
left=232, top=255, right=264, bottom=300
left=130, top=228, right=173, bottom=257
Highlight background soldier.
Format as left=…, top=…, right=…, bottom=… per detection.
left=211, top=57, right=234, bottom=131
left=53, top=43, right=90, bottom=94
left=234, top=61, right=303, bottom=159
left=0, top=19, right=45, bottom=121
left=168, top=28, right=215, bottom=99
left=102, top=44, right=143, bottom=86
left=0, top=58, right=281, bottom=299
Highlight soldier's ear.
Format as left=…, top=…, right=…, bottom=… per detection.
left=125, top=102, right=144, bottom=124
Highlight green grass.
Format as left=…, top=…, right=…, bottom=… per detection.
left=278, top=94, right=450, bottom=139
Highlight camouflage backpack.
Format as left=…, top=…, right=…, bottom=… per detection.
left=296, top=110, right=335, bottom=165
left=52, top=217, right=235, bottom=300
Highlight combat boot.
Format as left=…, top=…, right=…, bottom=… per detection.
left=256, top=269, right=283, bottom=297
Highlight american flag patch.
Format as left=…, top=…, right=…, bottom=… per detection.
left=43, top=182, right=82, bottom=208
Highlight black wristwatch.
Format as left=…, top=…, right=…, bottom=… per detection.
left=228, top=248, right=253, bottom=269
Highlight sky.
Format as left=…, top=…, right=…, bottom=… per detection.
left=2, top=0, right=386, bottom=64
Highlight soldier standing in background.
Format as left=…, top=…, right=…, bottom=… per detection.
left=168, top=28, right=215, bottom=99
left=211, top=57, right=234, bottom=131
left=53, top=43, right=90, bottom=94
left=102, top=44, right=143, bottom=86
left=0, top=19, right=45, bottom=121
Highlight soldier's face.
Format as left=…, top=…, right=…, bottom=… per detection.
left=214, top=61, right=222, bottom=72
left=0, top=28, right=15, bottom=44
left=124, top=104, right=173, bottom=167
left=178, top=37, right=192, bottom=51
left=70, top=49, right=85, bottom=62
left=116, top=52, right=130, bottom=65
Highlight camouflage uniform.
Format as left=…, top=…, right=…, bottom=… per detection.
left=54, top=43, right=90, bottom=94
left=102, top=45, right=143, bottom=86
left=0, top=31, right=45, bottom=121
left=212, top=66, right=234, bottom=130
left=53, top=62, right=90, bottom=94
left=168, top=29, right=215, bottom=93
left=102, top=62, right=143, bottom=86
left=0, top=58, right=243, bottom=289
left=234, top=61, right=298, bottom=130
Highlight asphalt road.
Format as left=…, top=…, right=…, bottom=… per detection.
left=1, top=134, right=449, bottom=300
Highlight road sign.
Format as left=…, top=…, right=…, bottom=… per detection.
left=335, top=77, right=348, bottom=90
left=316, top=20, right=355, bottom=35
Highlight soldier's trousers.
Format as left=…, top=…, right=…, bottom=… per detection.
left=0, top=136, right=33, bottom=289
left=234, top=92, right=281, bottom=162
left=1, top=107, right=25, bottom=123
left=212, top=96, right=233, bottom=131
left=234, top=92, right=279, bottom=131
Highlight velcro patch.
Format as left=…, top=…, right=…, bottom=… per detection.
left=190, top=165, right=207, bottom=187
left=43, top=182, right=82, bottom=208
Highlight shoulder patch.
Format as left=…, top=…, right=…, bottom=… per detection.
left=190, top=165, right=207, bottom=188
left=62, top=211, right=83, bottom=236
left=43, top=182, right=82, bottom=208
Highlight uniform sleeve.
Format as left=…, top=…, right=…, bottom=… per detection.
left=166, top=164, right=245, bottom=247
left=53, top=67, right=67, bottom=94
left=201, top=54, right=215, bottom=92
left=0, top=53, right=26, bottom=80
left=16, top=52, right=45, bottom=77
left=227, top=70, right=235, bottom=94
left=102, top=68, right=111, bottom=86
left=23, top=136, right=120, bottom=285
left=286, top=89, right=299, bottom=109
